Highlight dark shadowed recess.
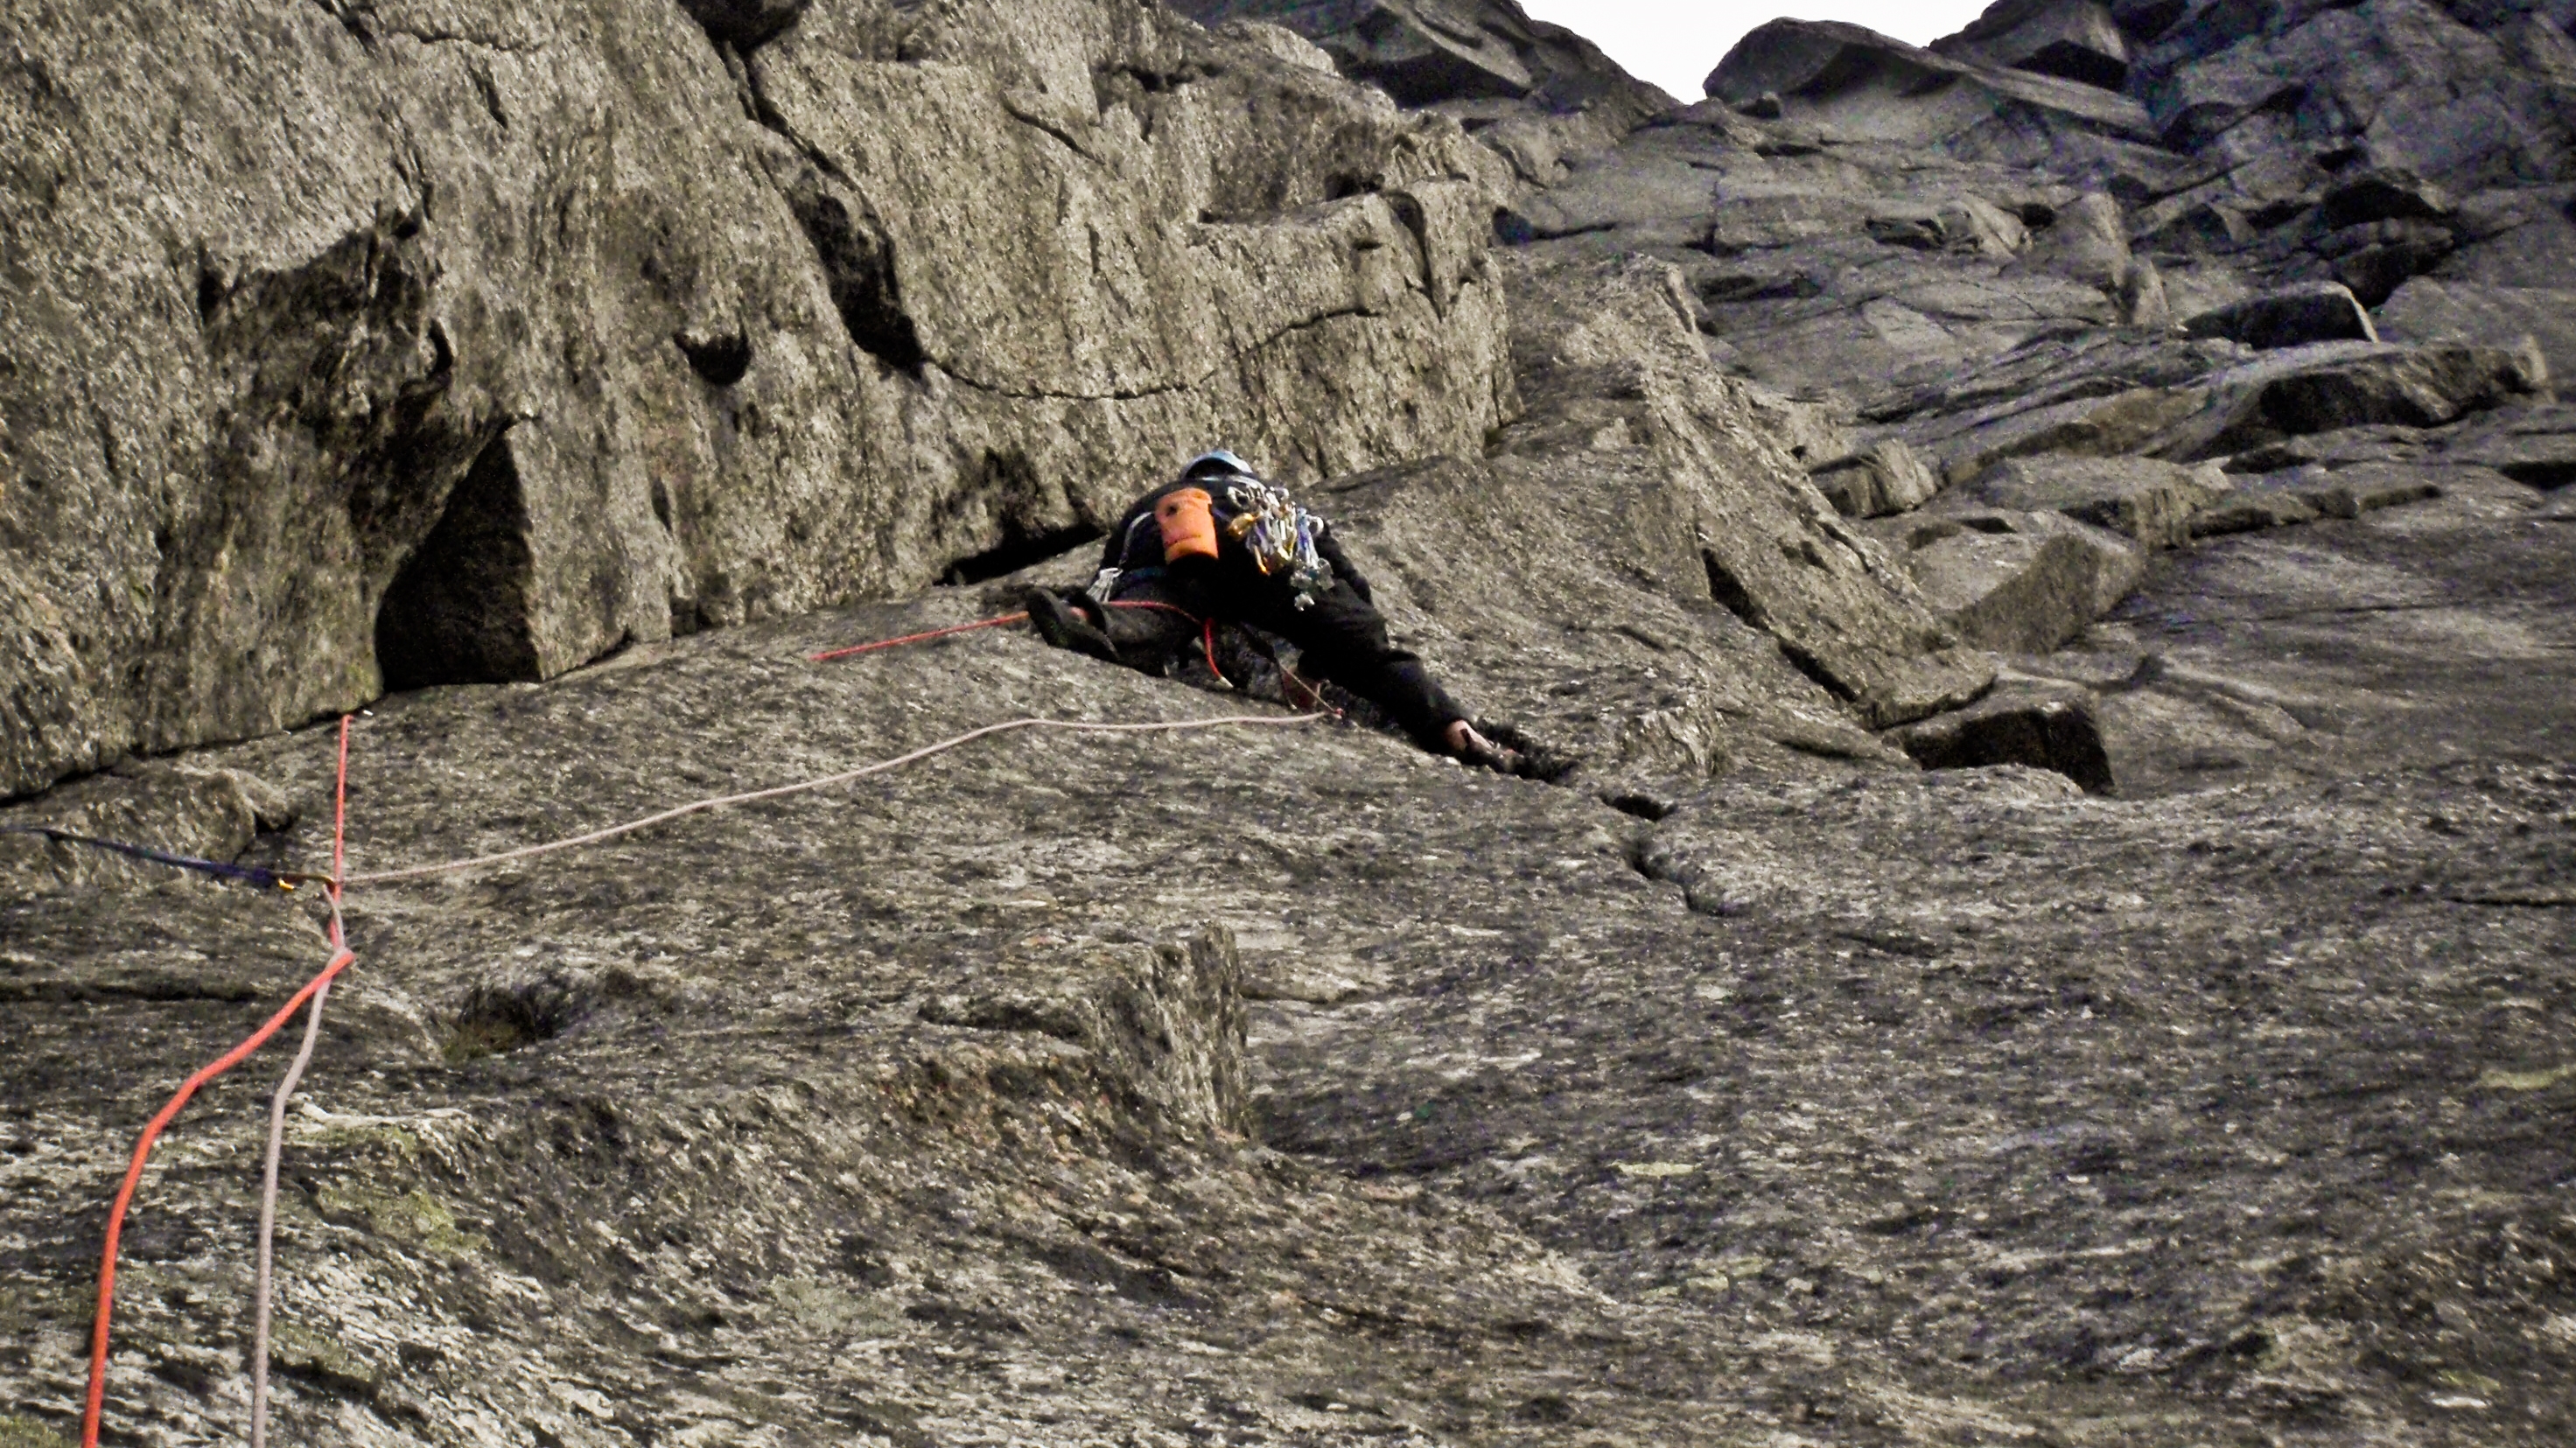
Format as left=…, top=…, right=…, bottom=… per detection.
left=374, top=430, right=543, bottom=689
left=936, top=447, right=1104, bottom=584
left=778, top=169, right=928, bottom=377
left=940, top=524, right=1104, bottom=586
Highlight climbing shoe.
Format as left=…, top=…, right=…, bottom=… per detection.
left=1023, top=588, right=1118, bottom=662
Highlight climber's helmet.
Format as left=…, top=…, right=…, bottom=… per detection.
left=1181, top=448, right=1255, bottom=481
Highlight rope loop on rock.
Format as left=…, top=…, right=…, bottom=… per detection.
left=67, top=646, right=1344, bottom=1445
left=344, top=712, right=1322, bottom=887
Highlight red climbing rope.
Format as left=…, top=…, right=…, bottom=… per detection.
left=82, top=718, right=360, bottom=1448
left=811, top=598, right=1209, bottom=666
left=811, top=598, right=1352, bottom=712
left=809, top=612, right=1030, bottom=661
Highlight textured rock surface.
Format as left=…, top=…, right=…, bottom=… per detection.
left=1810, top=438, right=1941, bottom=519
left=10, top=479, right=2572, bottom=1448
left=1165, top=1, right=1676, bottom=193
left=1889, top=681, right=2117, bottom=792
left=1167, top=1, right=1668, bottom=116
left=1879, top=514, right=2134, bottom=654
left=2378, top=276, right=2576, bottom=384
left=1943, top=454, right=2229, bottom=548
left=0, top=0, right=1518, bottom=800
left=2182, top=281, right=2380, bottom=350
left=1935, top=0, right=2134, bottom=89
left=7, top=2, right=2576, bottom=1445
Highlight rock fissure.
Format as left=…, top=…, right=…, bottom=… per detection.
left=313, top=2, right=550, bottom=56
left=997, top=93, right=1100, bottom=162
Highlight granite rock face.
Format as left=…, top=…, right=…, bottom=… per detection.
left=2182, top=281, right=2381, bottom=349
left=1163, top=1, right=1677, bottom=193
left=1935, top=0, right=2135, bottom=89
left=6, top=3, right=2576, bottom=1446
left=1491, top=0, right=2576, bottom=708
left=0, top=0, right=1519, bottom=800
left=1166, top=0, right=1666, bottom=115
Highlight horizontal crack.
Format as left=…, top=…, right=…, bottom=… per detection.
left=379, top=26, right=548, bottom=54
left=316, top=3, right=550, bottom=56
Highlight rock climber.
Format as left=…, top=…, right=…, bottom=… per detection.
left=1024, top=450, right=1531, bottom=774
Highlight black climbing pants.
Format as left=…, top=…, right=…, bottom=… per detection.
left=1098, top=559, right=1465, bottom=750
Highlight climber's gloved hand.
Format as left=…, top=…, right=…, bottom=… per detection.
left=1444, top=718, right=1525, bottom=775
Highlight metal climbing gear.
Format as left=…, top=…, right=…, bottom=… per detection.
left=1216, top=473, right=1335, bottom=608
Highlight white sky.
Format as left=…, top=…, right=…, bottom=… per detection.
left=1517, top=2, right=1998, bottom=101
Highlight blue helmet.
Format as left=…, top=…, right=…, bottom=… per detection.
left=1181, top=448, right=1254, bottom=480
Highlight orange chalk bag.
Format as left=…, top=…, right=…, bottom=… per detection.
left=1155, top=486, right=1221, bottom=563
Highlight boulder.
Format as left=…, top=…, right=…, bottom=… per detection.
left=1866, top=196, right=2032, bottom=255
left=2020, top=190, right=2136, bottom=290
left=1908, top=386, right=2216, bottom=485
left=2189, top=464, right=2449, bottom=536
left=2316, top=220, right=2458, bottom=306
left=1703, top=18, right=2159, bottom=164
left=1811, top=440, right=1941, bottom=519
left=2219, top=423, right=2433, bottom=476
left=0, top=0, right=1517, bottom=799
left=2436, top=402, right=2576, bottom=492
left=2164, top=341, right=2550, bottom=460
left=1171, top=0, right=1673, bottom=125
left=2378, top=277, right=2576, bottom=388
left=1869, top=508, right=2144, bottom=654
left=1943, top=454, right=2230, bottom=549
left=1893, top=683, right=2116, bottom=793
left=2188, top=486, right=2327, bottom=537
left=1933, top=0, right=2132, bottom=92
left=2318, top=168, right=2455, bottom=231
left=2181, top=283, right=2378, bottom=350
